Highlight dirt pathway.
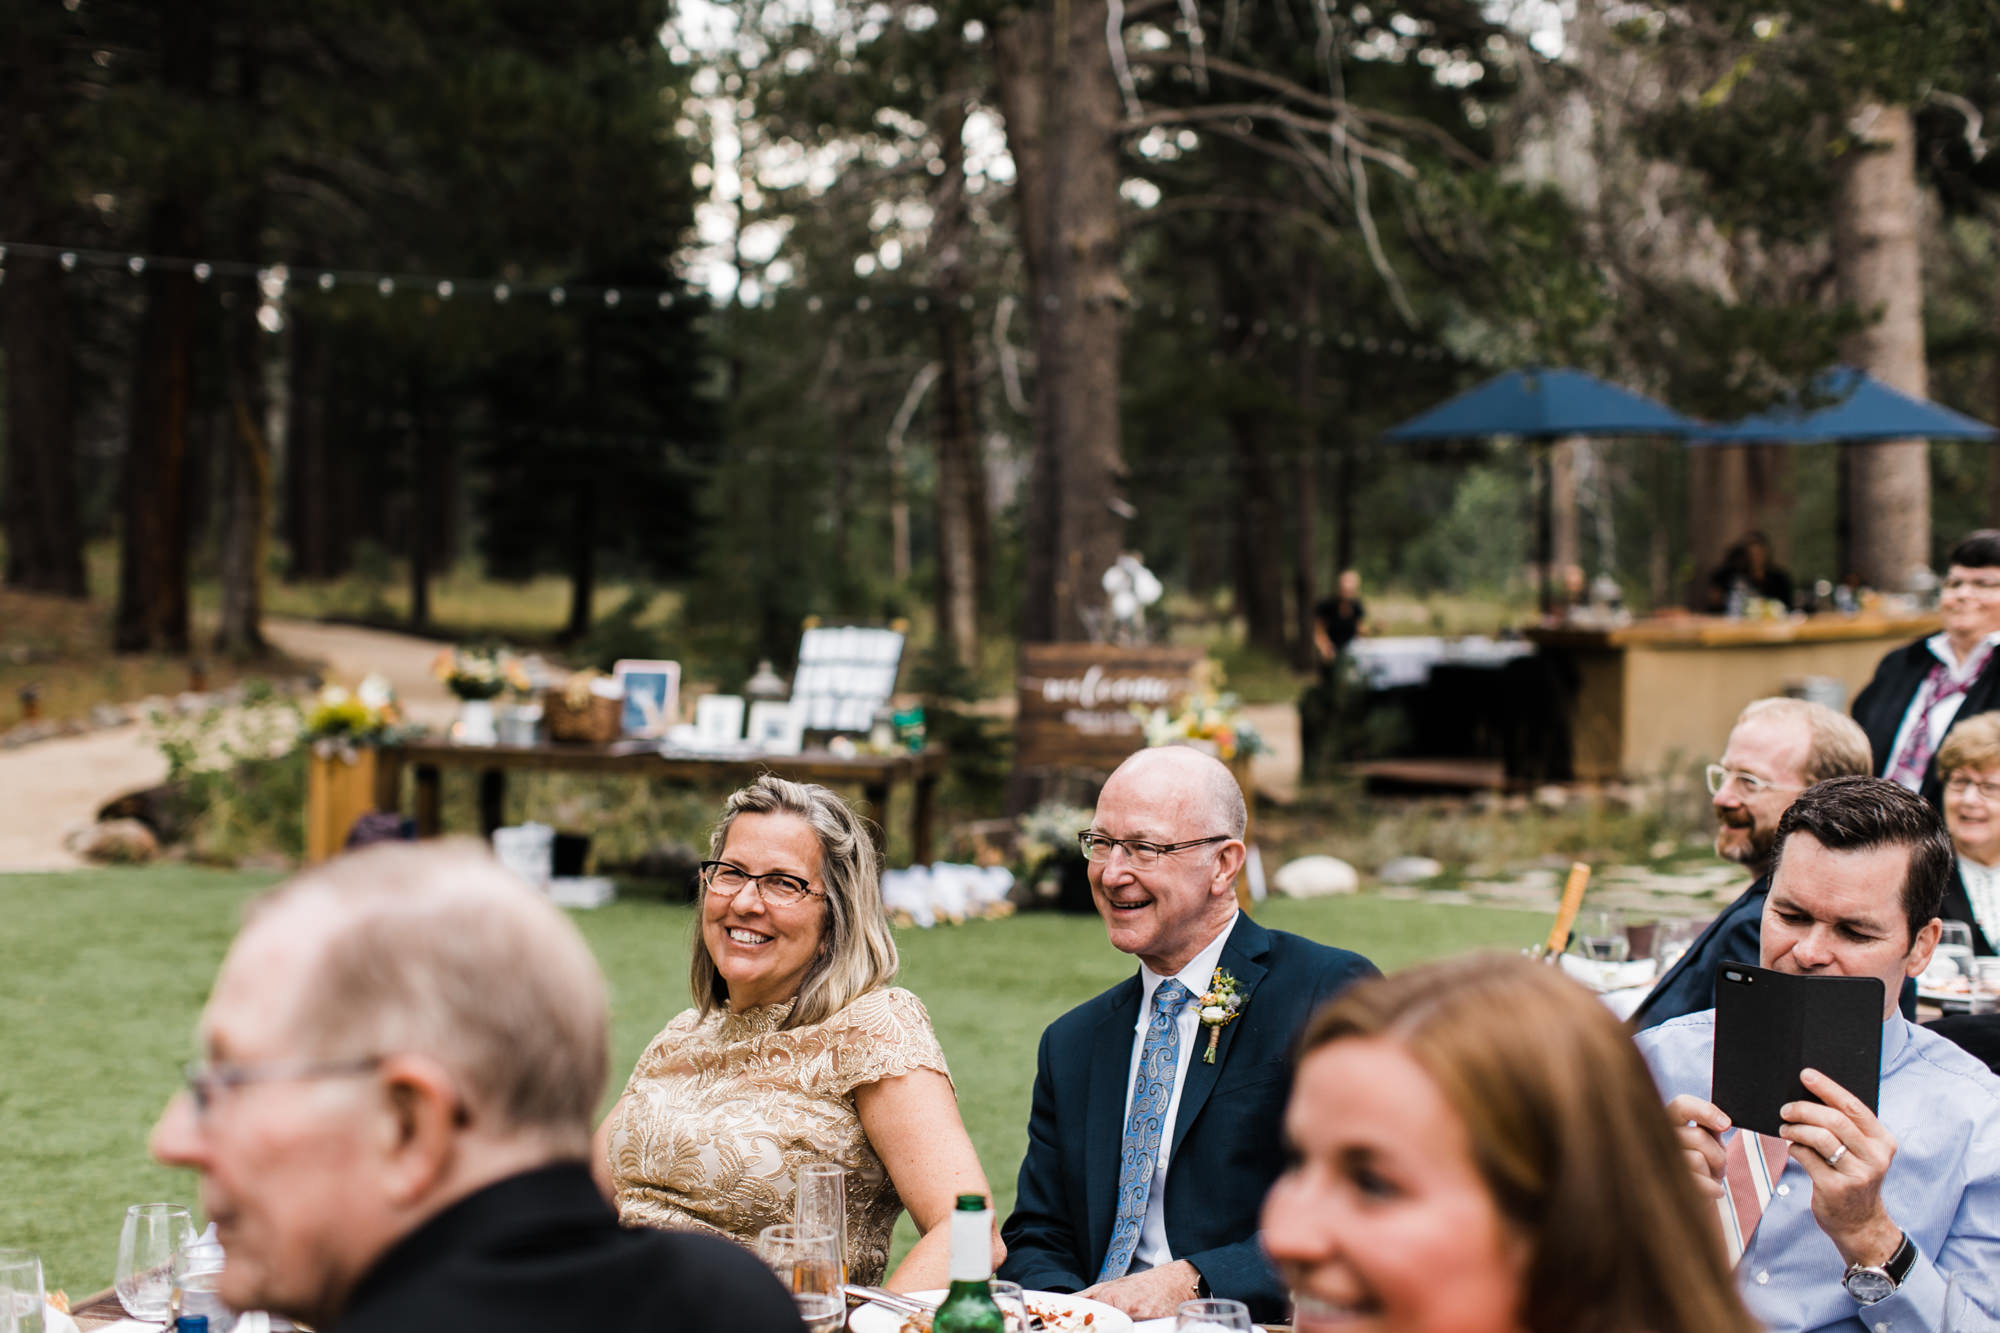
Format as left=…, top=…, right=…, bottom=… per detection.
left=0, top=618, right=458, bottom=872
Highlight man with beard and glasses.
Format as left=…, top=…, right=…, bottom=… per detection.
left=1630, top=698, right=1872, bottom=1031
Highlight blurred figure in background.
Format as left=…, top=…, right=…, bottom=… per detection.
left=1263, top=953, right=1757, bottom=1333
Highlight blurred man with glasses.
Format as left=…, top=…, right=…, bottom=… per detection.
left=998, top=745, right=1377, bottom=1322
left=149, top=841, right=801, bottom=1333
left=1631, top=698, right=1873, bottom=1031
left=1854, top=528, right=2000, bottom=808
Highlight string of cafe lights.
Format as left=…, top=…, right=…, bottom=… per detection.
left=0, top=238, right=1464, bottom=365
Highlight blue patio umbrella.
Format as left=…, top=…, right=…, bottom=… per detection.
left=1689, top=365, right=1996, bottom=443
left=1384, top=367, right=1697, bottom=611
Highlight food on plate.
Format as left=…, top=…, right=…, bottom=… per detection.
left=47, top=1290, right=70, bottom=1314
left=895, top=1295, right=1101, bottom=1333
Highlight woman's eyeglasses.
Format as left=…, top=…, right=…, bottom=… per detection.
left=699, top=860, right=821, bottom=905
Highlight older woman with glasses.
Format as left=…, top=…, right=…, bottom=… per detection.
left=1936, top=711, right=2000, bottom=954
left=592, top=775, right=998, bottom=1289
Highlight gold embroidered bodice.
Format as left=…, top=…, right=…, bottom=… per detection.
left=605, top=985, right=950, bottom=1285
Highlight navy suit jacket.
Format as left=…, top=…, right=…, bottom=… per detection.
left=998, top=914, right=1378, bottom=1323
left=1630, top=875, right=1769, bottom=1031
left=1630, top=870, right=1918, bottom=1030
left=1852, top=636, right=2000, bottom=808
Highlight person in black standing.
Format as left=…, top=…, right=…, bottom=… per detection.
left=1853, top=528, right=2000, bottom=808
left=1300, top=570, right=1367, bottom=782
left=1310, top=568, right=1367, bottom=677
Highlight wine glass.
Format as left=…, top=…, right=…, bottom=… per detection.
left=794, top=1162, right=849, bottom=1285
left=1176, top=1298, right=1254, bottom=1333
left=0, top=1248, right=44, bottom=1333
left=1576, top=909, right=1629, bottom=963
left=1944, top=1270, right=1997, bottom=1332
left=1938, top=921, right=1978, bottom=979
left=117, top=1202, right=195, bottom=1320
left=173, top=1238, right=236, bottom=1333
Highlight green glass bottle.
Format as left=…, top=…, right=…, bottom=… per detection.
left=932, top=1194, right=1005, bottom=1333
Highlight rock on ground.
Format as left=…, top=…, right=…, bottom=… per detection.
left=1273, top=854, right=1358, bottom=897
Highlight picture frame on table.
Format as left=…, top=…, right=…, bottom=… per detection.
left=612, top=659, right=682, bottom=739
left=694, top=693, right=748, bottom=746
left=746, top=700, right=804, bottom=755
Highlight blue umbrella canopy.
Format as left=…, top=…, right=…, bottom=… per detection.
left=1690, top=366, right=1996, bottom=443
left=1384, top=367, right=1696, bottom=441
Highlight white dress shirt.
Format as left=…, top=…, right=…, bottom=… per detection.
left=1121, top=911, right=1238, bottom=1273
left=1885, top=631, right=2000, bottom=789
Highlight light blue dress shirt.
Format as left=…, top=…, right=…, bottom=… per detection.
left=1636, top=1011, right=2000, bottom=1333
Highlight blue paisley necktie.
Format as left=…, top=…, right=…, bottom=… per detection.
left=1099, top=978, right=1193, bottom=1282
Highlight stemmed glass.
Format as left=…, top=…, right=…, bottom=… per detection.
left=0, top=1248, right=45, bottom=1333
left=794, top=1162, right=848, bottom=1285
left=755, top=1223, right=842, bottom=1333
left=116, top=1202, right=196, bottom=1320
left=1576, top=909, right=1629, bottom=963
left=1176, top=1298, right=1254, bottom=1332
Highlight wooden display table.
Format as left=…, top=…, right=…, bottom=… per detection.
left=1526, top=612, right=1938, bottom=781
left=370, top=739, right=949, bottom=867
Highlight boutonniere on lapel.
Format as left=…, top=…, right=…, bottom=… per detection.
left=1196, top=969, right=1245, bottom=1063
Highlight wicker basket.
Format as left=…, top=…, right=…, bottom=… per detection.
left=543, top=690, right=622, bottom=744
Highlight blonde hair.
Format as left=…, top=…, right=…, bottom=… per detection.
left=1735, top=696, right=1872, bottom=784
left=690, top=775, right=898, bottom=1029
left=1938, top=710, right=2000, bottom=779
left=248, top=839, right=608, bottom=1154
left=1297, top=955, right=1759, bottom=1333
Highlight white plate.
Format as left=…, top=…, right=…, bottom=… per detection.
left=849, top=1289, right=1133, bottom=1333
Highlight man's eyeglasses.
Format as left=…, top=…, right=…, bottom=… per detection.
left=1945, top=774, right=2000, bottom=802
left=699, top=860, right=821, bottom=906
left=1705, top=764, right=1804, bottom=798
left=1077, top=832, right=1231, bottom=867
left=182, top=1056, right=382, bottom=1116
left=1942, top=577, right=2000, bottom=595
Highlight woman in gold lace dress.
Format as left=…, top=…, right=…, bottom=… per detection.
left=592, top=774, right=1000, bottom=1290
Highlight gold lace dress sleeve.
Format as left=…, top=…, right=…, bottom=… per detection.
left=605, top=985, right=950, bottom=1285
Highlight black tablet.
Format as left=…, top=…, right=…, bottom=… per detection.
left=1711, top=963, right=1884, bottom=1138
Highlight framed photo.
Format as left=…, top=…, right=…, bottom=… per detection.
left=747, top=700, right=804, bottom=755
left=694, top=693, right=747, bottom=746
left=612, top=659, right=682, bottom=739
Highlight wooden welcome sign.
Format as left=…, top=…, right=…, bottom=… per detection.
left=1014, top=642, right=1207, bottom=771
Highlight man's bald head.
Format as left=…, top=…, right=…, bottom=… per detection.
left=1105, top=745, right=1248, bottom=840
left=244, top=839, right=609, bottom=1153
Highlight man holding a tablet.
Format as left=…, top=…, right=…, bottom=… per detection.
left=1636, top=776, right=2000, bottom=1332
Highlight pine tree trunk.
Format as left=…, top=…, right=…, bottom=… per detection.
left=1291, top=265, right=1321, bottom=671
left=214, top=273, right=270, bottom=657
left=998, top=0, right=1125, bottom=641
left=1, top=254, right=86, bottom=597
left=1834, top=103, right=1929, bottom=590
left=931, top=96, right=983, bottom=671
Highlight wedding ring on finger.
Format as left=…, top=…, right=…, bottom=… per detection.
left=1826, top=1143, right=1848, bottom=1167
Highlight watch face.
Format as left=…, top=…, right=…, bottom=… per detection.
left=1843, top=1268, right=1894, bottom=1304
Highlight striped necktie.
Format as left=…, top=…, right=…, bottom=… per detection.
left=1717, top=1128, right=1792, bottom=1264
left=1099, top=979, right=1192, bottom=1282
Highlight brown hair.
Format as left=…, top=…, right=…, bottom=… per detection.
left=689, top=774, right=898, bottom=1029
left=1295, top=954, right=1758, bottom=1333
left=1937, top=710, right=2000, bottom=783
left=1772, top=774, right=1952, bottom=944
left=250, top=839, right=609, bottom=1154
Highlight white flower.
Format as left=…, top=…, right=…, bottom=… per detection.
left=1201, top=1005, right=1227, bottom=1022
left=357, top=673, right=395, bottom=709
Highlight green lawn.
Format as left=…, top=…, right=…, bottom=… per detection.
left=0, top=868, right=1540, bottom=1295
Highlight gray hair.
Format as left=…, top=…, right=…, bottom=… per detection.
left=1735, top=697, right=1873, bottom=785
left=690, top=774, right=899, bottom=1029
left=248, top=840, right=609, bottom=1154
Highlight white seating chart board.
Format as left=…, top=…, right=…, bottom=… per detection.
left=791, top=626, right=905, bottom=733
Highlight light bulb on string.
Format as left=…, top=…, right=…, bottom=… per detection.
left=494, top=283, right=510, bottom=303
left=127, top=256, right=145, bottom=274
left=437, top=280, right=454, bottom=299
left=194, top=263, right=212, bottom=282
left=550, top=287, right=566, bottom=306
left=604, top=289, right=620, bottom=307
left=656, top=291, right=672, bottom=309
left=318, top=272, right=335, bottom=290
left=378, top=277, right=395, bottom=296
left=59, top=253, right=76, bottom=271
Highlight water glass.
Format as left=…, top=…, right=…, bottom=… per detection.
left=992, top=1279, right=1030, bottom=1333
left=174, top=1239, right=236, bottom=1333
left=1971, top=960, right=2000, bottom=1017
left=1176, top=1298, right=1254, bottom=1333
left=790, top=1291, right=844, bottom=1333
left=1944, top=1270, right=1998, bottom=1332
left=1576, top=909, right=1628, bottom=963
left=116, top=1202, right=196, bottom=1320
left=794, top=1162, right=848, bottom=1285
left=1652, top=919, right=1700, bottom=972
left=753, top=1223, right=842, bottom=1298
left=1939, top=922, right=1978, bottom=980
left=0, top=1249, right=44, bottom=1333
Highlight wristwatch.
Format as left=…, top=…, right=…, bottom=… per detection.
left=1841, top=1232, right=1916, bottom=1305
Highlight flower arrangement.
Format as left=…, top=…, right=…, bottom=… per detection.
left=1016, top=800, right=1096, bottom=872
left=1197, top=968, right=1246, bottom=1062
left=1136, top=664, right=1267, bottom=762
left=301, top=676, right=406, bottom=758
left=430, top=646, right=528, bottom=701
